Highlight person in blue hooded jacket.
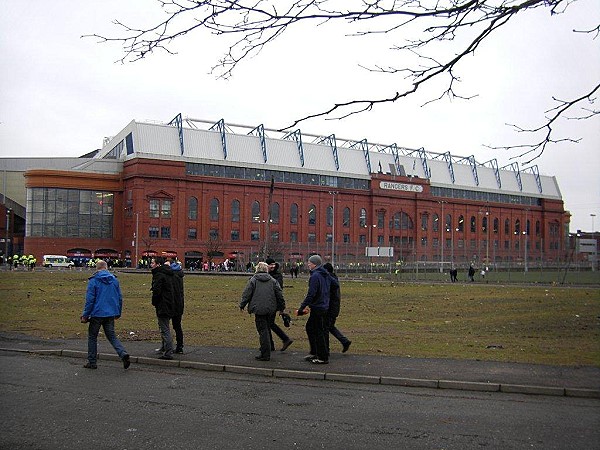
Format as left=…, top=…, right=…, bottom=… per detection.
left=81, top=259, right=130, bottom=370
left=296, top=254, right=338, bottom=364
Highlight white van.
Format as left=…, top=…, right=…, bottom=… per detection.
left=43, top=255, right=74, bottom=268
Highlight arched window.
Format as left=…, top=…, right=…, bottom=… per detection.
left=432, top=214, right=439, bottom=232
left=421, top=213, right=428, bottom=231
left=393, top=212, right=401, bottom=230
left=445, top=214, right=452, bottom=232
left=271, top=202, right=280, bottom=224
left=457, top=215, right=464, bottom=232
left=514, top=219, right=521, bottom=235
left=504, top=218, right=510, bottom=235
left=210, top=198, right=219, bottom=221
left=231, top=199, right=240, bottom=222
left=401, top=212, right=413, bottom=230
left=482, top=216, right=488, bottom=233
left=470, top=216, right=476, bottom=233
left=359, top=208, right=367, bottom=228
left=535, top=220, right=541, bottom=236
left=493, top=218, right=499, bottom=234
left=188, top=197, right=198, bottom=220
left=290, top=203, right=298, bottom=224
left=326, top=205, right=333, bottom=227
left=252, top=201, right=260, bottom=222
left=342, top=207, right=350, bottom=227
left=308, top=204, right=316, bottom=225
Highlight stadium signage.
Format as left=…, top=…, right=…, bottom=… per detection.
left=379, top=181, right=423, bottom=193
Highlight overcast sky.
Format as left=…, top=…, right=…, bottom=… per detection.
left=1, top=0, right=599, bottom=232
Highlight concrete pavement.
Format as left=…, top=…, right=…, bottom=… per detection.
left=1, top=332, right=598, bottom=398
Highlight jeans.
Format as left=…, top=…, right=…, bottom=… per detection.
left=87, top=317, right=128, bottom=365
left=172, top=315, right=184, bottom=351
left=157, top=316, right=174, bottom=357
left=306, top=309, right=329, bottom=361
left=255, top=314, right=274, bottom=359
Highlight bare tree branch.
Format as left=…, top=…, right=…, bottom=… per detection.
left=86, top=0, right=598, bottom=161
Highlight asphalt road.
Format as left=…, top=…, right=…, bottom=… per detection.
left=1, top=351, right=598, bottom=450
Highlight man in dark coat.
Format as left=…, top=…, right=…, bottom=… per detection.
left=266, top=257, right=293, bottom=352
left=170, top=257, right=185, bottom=354
left=151, top=257, right=176, bottom=360
left=323, top=263, right=351, bottom=353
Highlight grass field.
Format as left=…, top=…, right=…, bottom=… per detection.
left=1, top=270, right=598, bottom=367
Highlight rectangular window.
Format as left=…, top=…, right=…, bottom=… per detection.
left=290, top=231, right=298, bottom=242
left=149, top=226, right=159, bottom=238
left=359, top=235, right=366, bottom=244
left=231, top=230, right=240, bottom=241
left=209, top=229, right=219, bottom=240
left=421, top=237, right=428, bottom=247
left=161, top=226, right=171, bottom=239
left=432, top=238, right=439, bottom=247
left=326, top=233, right=333, bottom=243
left=161, top=200, right=172, bottom=218
left=149, top=199, right=160, bottom=218
left=308, top=233, right=316, bottom=243
left=188, top=228, right=197, bottom=240
left=251, top=230, right=259, bottom=241
left=271, top=231, right=279, bottom=242
left=343, top=234, right=350, bottom=243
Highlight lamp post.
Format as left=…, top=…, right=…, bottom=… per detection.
left=439, top=201, right=446, bottom=273
left=329, top=191, right=338, bottom=268
left=5, top=208, right=11, bottom=266
left=524, top=209, right=529, bottom=273
left=591, top=214, right=596, bottom=271
left=134, top=212, right=139, bottom=269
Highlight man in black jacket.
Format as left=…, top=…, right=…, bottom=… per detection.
left=266, top=258, right=293, bottom=352
left=151, top=257, right=176, bottom=360
left=323, top=263, right=351, bottom=353
left=170, top=257, right=185, bottom=354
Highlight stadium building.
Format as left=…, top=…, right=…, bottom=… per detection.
left=1, top=115, right=570, bottom=270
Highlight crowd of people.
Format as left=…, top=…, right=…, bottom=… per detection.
left=80, top=254, right=351, bottom=369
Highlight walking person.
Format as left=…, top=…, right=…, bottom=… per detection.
left=266, top=257, right=293, bottom=352
left=239, top=261, right=286, bottom=361
left=170, top=257, right=185, bottom=354
left=151, top=257, right=176, bottom=360
left=323, top=262, right=351, bottom=353
left=81, top=259, right=130, bottom=370
left=468, top=265, right=475, bottom=282
left=296, top=255, right=337, bottom=364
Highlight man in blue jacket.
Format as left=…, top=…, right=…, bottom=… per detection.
left=296, top=255, right=338, bottom=364
left=81, top=260, right=130, bottom=370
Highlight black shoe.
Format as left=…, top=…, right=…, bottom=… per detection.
left=158, top=355, right=173, bottom=360
left=342, top=341, right=352, bottom=353
left=280, top=340, right=293, bottom=352
left=174, top=348, right=184, bottom=354
left=122, top=354, right=130, bottom=369
left=303, top=354, right=316, bottom=361
left=255, top=355, right=270, bottom=361
left=83, top=362, right=97, bottom=369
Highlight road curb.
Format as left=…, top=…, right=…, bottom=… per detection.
left=2, top=347, right=599, bottom=399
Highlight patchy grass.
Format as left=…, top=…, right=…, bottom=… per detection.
left=0, top=271, right=598, bottom=367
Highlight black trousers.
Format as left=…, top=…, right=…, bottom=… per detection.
left=172, top=314, right=184, bottom=350
left=306, top=309, right=329, bottom=361
left=269, top=316, right=290, bottom=350
left=255, top=313, right=275, bottom=358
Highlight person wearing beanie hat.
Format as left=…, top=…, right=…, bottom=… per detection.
left=296, top=254, right=338, bottom=364
left=308, top=254, right=322, bottom=266
left=265, top=257, right=294, bottom=352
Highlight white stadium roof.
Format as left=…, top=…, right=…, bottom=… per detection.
left=97, top=116, right=562, bottom=200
